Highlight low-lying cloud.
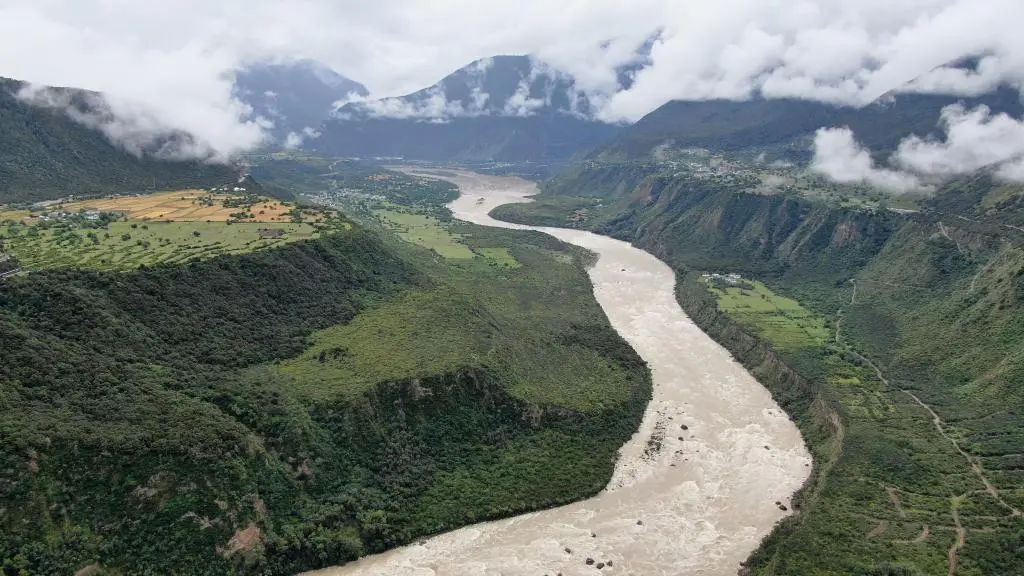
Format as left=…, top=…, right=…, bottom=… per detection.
left=894, top=104, right=1024, bottom=176
left=812, top=104, right=1024, bottom=191
left=337, top=57, right=593, bottom=122
left=811, top=127, right=924, bottom=192
left=16, top=83, right=268, bottom=162
left=3, top=0, right=1024, bottom=156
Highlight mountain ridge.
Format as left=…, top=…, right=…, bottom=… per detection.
left=233, top=59, right=368, bottom=145
left=591, top=57, right=1024, bottom=163
left=310, top=55, right=620, bottom=162
left=0, top=76, right=237, bottom=204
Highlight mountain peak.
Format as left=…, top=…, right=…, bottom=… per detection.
left=310, top=54, right=619, bottom=162
left=233, top=58, right=368, bottom=144
left=335, top=54, right=593, bottom=122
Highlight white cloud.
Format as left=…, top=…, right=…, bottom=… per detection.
left=811, top=127, right=924, bottom=192
left=16, top=83, right=268, bottom=161
left=812, top=104, right=1024, bottom=191
left=2, top=1, right=1024, bottom=153
left=894, top=104, right=1024, bottom=176
left=997, top=159, right=1024, bottom=181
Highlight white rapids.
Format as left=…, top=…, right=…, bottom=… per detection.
left=304, top=170, right=811, bottom=576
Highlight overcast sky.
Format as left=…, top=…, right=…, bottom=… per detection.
left=2, top=0, right=1023, bottom=155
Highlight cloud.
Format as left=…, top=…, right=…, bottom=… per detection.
left=894, top=104, right=1024, bottom=176
left=811, top=127, right=924, bottom=192
left=812, top=104, right=1024, bottom=191
left=283, top=127, right=320, bottom=150
left=3, top=1, right=1024, bottom=150
left=16, top=83, right=268, bottom=161
left=347, top=86, right=471, bottom=121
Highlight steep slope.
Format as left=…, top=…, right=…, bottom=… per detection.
left=310, top=55, right=620, bottom=161
left=497, top=167, right=1024, bottom=574
left=0, top=77, right=237, bottom=204
left=234, top=59, right=368, bottom=143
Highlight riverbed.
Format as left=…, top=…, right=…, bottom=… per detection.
left=304, top=170, right=811, bottom=576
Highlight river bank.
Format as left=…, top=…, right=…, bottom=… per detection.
left=304, top=170, right=811, bottom=576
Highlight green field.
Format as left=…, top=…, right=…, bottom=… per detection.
left=0, top=220, right=324, bottom=271
left=373, top=208, right=474, bottom=259
left=280, top=224, right=630, bottom=412
left=706, top=278, right=829, bottom=351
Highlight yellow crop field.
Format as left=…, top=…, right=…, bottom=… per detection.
left=60, top=190, right=296, bottom=223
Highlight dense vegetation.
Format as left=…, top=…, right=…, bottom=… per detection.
left=0, top=188, right=650, bottom=575
left=502, top=167, right=1024, bottom=575
left=0, top=77, right=236, bottom=204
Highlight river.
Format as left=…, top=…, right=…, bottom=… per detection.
left=304, top=170, right=811, bottom=576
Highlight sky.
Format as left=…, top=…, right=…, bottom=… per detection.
left=1, top=0, right=1024, bottom=163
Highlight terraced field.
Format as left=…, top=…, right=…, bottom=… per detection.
left=705, top=278, right=829, bottom=351
left=1, top=220, right=321, bottom=271
left=60, top=190, right=297, bottom=222
left=0, top=190, right=341, bottom=271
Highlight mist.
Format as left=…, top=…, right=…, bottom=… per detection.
left=812, top=103, right=1024, bottom=192
left=2, top=0, right=1024, bottom=159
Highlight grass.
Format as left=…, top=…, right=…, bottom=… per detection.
left=1, top=220, right=321, bottom=271
left=707, top=279, right=829, bottom=351
left=278, top=224, right=635, bottom=413
left=374, top=207, right=475, bottom=259
left=476, top=247, right=520, bottom=268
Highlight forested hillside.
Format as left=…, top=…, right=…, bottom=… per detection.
left=0, top=197, right=650, bottom=574
left=497, top=167, right=1024, bottom=575
left=0, top=77, right=236, bottom=204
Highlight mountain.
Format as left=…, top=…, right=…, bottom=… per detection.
left=592, top=58, right=1024, bottom=163
left=309, top=55, right=621, bottom=162
left=233, top=59, right=368, bottom=144
left=495, top=162, right=1024, bottom=575
left=0, top=166, right=649, bottom=574
left=589, top=97, right=844, bottom=162
left=0, top=77, right=237, bottom=204
left=839, top=85, right=1024, bottom=157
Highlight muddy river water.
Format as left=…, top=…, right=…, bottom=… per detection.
left=304, top=170, right=811, bottom=576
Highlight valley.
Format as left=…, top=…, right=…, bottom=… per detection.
left=304, top=170, right=810, bottom=576
left=498, top=164, right=1024, bottom=575
left=4, top=16, right=1024, bottom=575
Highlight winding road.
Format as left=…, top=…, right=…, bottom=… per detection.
left=304, top=171, right=811, bottom=576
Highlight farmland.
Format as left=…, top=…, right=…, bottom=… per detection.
left=704, top=277, right=829, bottom=351
left=59, top=189, right=299, bottom=222
left=0, top=190, right=342, bottom=271
left=373, top=208, right=475, bottom=259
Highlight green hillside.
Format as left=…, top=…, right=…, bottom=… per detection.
left=499, top=167, right=1024, bottom=575
left=0, top=77, right=236, bottom=204
left=0, top=187, right=649, bottom=575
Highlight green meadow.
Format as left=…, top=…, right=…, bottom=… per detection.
left=706, top=279, right=830, bottom=351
